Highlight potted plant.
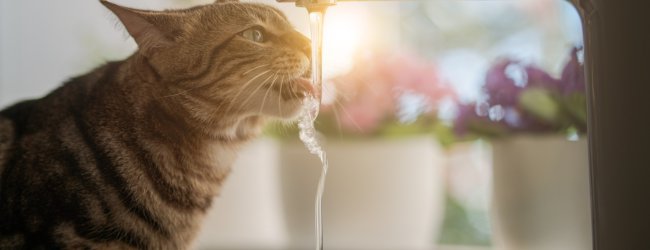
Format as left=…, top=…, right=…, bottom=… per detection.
left=271, top=50, right=456, bottom=249
left=452, top=47, right=591, bottom=250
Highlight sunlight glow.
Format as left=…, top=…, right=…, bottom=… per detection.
left=322, top=6, right=368, bottom=78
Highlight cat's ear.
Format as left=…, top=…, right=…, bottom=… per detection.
left=101, top=0, right=185, bottom=55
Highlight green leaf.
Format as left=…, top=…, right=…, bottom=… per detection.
left=519, top=88, right=561, bottom=124
left=433, top=123, right=459, bottom=148
left=563, top=93, right=588, bottom=128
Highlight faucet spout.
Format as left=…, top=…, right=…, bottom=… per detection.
left=277, top=0, right=336, bottom=12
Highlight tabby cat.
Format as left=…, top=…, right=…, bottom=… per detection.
left=0, top=0, right=313, bottom=249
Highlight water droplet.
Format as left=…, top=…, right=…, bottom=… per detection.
left=488, top=105, right=505, bottom=121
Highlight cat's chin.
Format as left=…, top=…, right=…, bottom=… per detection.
left=294, top=78, right=317, bottom=97
left=264, top=97, right=306, bottom=120
left=240, top=77, right=315, bottom=120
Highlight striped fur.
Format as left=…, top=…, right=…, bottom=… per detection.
left=0, top=1, right=311, bottom=249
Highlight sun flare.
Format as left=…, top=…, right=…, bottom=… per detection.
left=322, top=6, right=368, bottom=78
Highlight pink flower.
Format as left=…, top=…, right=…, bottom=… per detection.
left=324, top=50, right=456, bottom=134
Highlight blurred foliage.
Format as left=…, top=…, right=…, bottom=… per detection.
left=438, top=195, right=492, bottom=246
left=266, top=116, right=445, bottom=141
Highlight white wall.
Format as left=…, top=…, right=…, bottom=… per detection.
left=1, top=0, right=131, bottom=107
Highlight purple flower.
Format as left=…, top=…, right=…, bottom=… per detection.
left=484, top=59, right=560, bottom=107
left=504, top=106, right=556, bottom=133
left=453, top=104, right=480, bottom=136
left=453, top=47, right=587, bottom=138
left=484, top=59, right=521, bottom=106
left=526, top=66, right=563, bottom=91
left=560, top=47, right=586, bottom=94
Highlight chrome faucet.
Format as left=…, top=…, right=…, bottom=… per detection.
left=276, top=0, right=337, bottom=12
left=276, top=0, right=407, bottom=12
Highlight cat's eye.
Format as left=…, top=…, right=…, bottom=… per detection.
left=241, top=28, right=266, bottom=43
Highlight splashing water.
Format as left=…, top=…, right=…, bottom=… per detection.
left=298, top=11, right=328, bottom=250
left=298, top=96, right=329, bottom=250
left=299, top=97, right=324, bottom=156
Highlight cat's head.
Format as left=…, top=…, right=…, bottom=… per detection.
left=102, top=0, right=312, bottom=122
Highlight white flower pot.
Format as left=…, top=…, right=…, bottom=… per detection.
left=278, top=136, right=445, bottom=249
left=491, top=135, right=592, bottom=250
left=195, top=138, right=287, bottom=249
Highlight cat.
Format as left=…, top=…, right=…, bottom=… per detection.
left=0, top=0, right=313, bottom=249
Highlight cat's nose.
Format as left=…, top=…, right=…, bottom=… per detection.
left=286, top=32, right=312, bottom=58
left=302, top=43, right=312, bottom=59
left=296, top=35, right=312, bottom=58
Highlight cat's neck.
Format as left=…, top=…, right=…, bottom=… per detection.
left=88, top=55, right=266, bottom=176
left=83, top=54, right=269, bottom=202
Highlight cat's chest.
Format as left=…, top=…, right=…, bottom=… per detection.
left=202, top=143, right=240, bottom=169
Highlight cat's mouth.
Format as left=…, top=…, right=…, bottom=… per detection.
left=278, top=77, right=317, bottom=100
left=294, top=77, right=317, bottom=97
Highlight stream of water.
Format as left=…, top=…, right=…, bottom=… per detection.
left=297, top=11, right=328, bottom=250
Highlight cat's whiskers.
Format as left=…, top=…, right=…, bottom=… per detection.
left=218, top=70, right=271, bottom=113
left=277, top=74, right=285, bottom=115
left=242, top=64, right=270, bottom=76
left=332, top=97, right=364, bottom=133
left=236, top=73, right=275, bottom=114
left=330, top=102, right=344, bottom=138
left=283, top=79, right=295, bottom=101
left=331, top=73, right=369, bottom=101
left=287, top=79, right=300, bottom=101
left=320, top=73, right=377, bottom=133
left=258, top=73, right=279, bottom=114
left=157, top=63, right=272, bottom=100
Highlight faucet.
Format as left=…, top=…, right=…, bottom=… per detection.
left=277, top=0, right=405, bottom=12
left=276, top=0, right=337, bottom=12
